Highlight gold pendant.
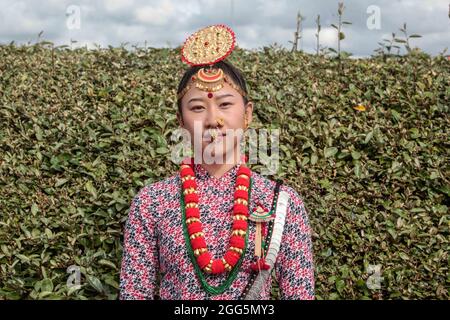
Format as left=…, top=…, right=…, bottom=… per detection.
left=248, top=204, right=274, bottom=258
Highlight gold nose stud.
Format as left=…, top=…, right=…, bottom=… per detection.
left=216, top=118, right=224, bottom=126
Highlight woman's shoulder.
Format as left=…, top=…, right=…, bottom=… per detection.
left=131, top=172, right=181, bottom=205
left=250, top=171, right=306, bottom=211
left=251, top=171, right=303, bottom=197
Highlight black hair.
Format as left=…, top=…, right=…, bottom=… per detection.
left=176, top=60, right=249, bottom=116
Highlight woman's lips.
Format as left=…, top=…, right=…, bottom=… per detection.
left=203, top=131, right=226, bottom=142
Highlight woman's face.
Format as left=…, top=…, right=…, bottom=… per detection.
left=177, top=79, right=253, bottom=164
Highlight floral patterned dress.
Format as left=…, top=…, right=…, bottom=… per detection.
left=119, top=162, right=314, bottom=300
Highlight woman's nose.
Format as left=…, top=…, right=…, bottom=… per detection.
left=205, top=105, right=222, bottom=128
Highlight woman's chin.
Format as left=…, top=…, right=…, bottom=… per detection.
left=200, top=142, right=237, bottom=163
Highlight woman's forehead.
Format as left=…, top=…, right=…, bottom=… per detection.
left=183, top=82, right=240, bottom=103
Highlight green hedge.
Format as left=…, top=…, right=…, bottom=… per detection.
left=0, top=43, right=448, bottom=299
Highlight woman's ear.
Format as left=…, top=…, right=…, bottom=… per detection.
left=244, top=101, right=254, bottom=127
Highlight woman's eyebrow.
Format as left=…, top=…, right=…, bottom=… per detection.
left=187, top=97, right=204, bottom=104
left=215, top=93, right=234, bottom=100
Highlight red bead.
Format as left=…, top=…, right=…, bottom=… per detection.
left=191, top=237, right=207, bottom=250
left=182, top=179, right=197, bottom=190
left=229, top=235, right=245, bottom=249
left=197, top=252, right=212, bottom=269
left=233, top=204, right=248, bottom=216
left=185, top=193, right=199, bottom=203
left=233, top=220, right=248, bottom=231
left=237, top=166, right=251, bottom=177
left=185, top=207, right=200, bottom=218
left=224, top=251, right=240, bottom=267
left=207, top=92, right=213, bottom=99
left=181, top=167, right=194, bottom=177
left=211, top=259, right=225, bottom=274
left=250, top=258, right=270, bottom=271
left=234, top=189, right=248, bottom=201
left=204, top=41, right=209, bottom=46
left=236, top=177, right=250, bottom=188
left=187, top=222, right=203, bottom=236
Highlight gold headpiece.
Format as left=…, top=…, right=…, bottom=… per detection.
left=178, top=24, right=247, bottom=100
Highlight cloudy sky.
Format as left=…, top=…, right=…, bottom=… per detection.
left=1, top=0, right=449, bottom=56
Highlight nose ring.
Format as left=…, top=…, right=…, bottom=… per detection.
left=216, top=118, right=224, bottom=126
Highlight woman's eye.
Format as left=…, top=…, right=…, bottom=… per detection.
left=192, top=106, right=204, bottom=111
left=220, top=102, right=232, bottom=108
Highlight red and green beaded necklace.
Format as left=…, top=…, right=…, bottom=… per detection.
left=179, top=158, right=252, bottom=295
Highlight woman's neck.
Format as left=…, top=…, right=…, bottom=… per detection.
left=200, top=151, right=242, bottom=179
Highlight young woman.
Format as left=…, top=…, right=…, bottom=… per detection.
left=119, top=25, right=314, bottom=300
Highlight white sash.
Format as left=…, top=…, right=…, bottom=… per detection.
left=244, top=190, right=290, bottom=300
